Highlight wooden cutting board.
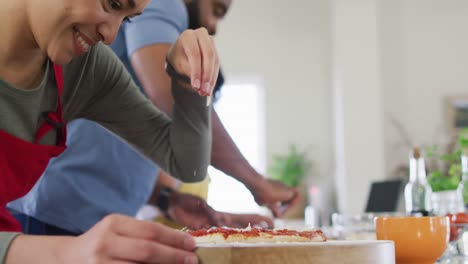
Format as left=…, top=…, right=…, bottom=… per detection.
left=196, top=240, right=395, bottom=264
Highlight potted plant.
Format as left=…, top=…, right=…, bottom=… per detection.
left=426, top=146, right=461, bottom=192
left=427, top=129, right=468, bottom=192
left=426, top=129, right=468, bottom=215
left=269, top=144, right=311, bottom=187
left=268, top=144, right=312, bottom=218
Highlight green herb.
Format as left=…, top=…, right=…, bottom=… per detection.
left=268, top=145, right=311, bottom=187
left=427, top=128, right=468, bottom=192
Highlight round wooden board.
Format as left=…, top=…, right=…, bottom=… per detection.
left=196, top=240, right=395, bottom=264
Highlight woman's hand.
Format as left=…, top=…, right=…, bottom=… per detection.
left=166, top=28, right=219, bottom=97
left=6, top=214, right=199, bottom=264
left=72, top=214, right=198, bottom=263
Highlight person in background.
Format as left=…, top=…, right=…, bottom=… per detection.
left=0, top=0, right=219, bottom=263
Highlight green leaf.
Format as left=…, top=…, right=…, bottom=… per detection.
left=267, top=144, right=311, bottom=187
left=426, top=145, right=438, bottom=158
left=459, top=128, right=468, bottom=149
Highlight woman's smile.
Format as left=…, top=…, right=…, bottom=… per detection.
left=73, top=26, right=97, bottom=55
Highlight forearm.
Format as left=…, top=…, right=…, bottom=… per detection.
left=169, top=80, right=212, bottom=181
left=210, top=109, right=263, bottom=188
left=4, top=234, right=72, bottom=264
left=81, top=44, right=210, bottom=183
left=128, top=44, right=211, bottom=182
left=89, top=78, right=210, bottom=182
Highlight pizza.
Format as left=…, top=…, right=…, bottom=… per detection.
left=187, top=225, right=327, bottom=244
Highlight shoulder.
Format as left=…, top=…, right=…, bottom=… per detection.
left=61, top=43, right=131, bottom=113
left=65, top=43, right=123, bottom=78
left=144, top=0, right=188, bottom=22
left=129, top=0, right=188, bottom=32
left=117, top=0, right=188, bottom=56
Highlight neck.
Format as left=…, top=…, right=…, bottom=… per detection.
left=0, top=0, right=47, bottom=89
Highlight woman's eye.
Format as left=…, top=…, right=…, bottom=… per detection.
left=214, top=7, right=225, bottom=18
left=109, top=0, right=122, bottom=10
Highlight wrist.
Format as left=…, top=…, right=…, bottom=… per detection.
left=241, top=170, right=265, bottom=190
left=156, top=187, right=174, bottom=216
left=5, top=234, right=74, bottom=264
left=165, top=56, right=194, bottom=91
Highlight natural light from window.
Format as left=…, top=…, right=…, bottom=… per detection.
left=207, top=80, right=266, bottom=214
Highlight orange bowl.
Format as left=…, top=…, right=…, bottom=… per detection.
left=375, top=216, right=449, bottom=264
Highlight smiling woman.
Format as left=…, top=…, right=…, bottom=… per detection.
left=0, top=0, right=219, bottom=263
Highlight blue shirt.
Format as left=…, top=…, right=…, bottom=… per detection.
left=8, top=0, right=188, bottom=233
left=111, top=0, right=188, bottom=89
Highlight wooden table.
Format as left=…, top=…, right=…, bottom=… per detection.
left=196, top=240, right=395, bottom=264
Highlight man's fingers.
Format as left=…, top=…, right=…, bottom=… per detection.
left=260, top=217, right=274, bottom=228
left=205, top=208, right=223, bottom=227
left=272, top=190, right=301, bottom=217
left=179, top=193, right=209, bottom=210
left=287, top=189, right=301, bottom=207
left=268, top=204, right=282, bottom=218
left=217, top=212, right=232, bottom=227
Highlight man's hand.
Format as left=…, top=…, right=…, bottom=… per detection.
left=167, top=192, right=224, bottom=229
left=250, top=178, right=301, bottom=217
left=166, top=191, right=274, bottom=230
left=167, top=28, right=219, bottom=96
left=218, top=213, right=274, bottom=229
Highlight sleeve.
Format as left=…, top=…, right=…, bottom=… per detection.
left=0, top=233, right=20, bottom=264
left=77, top=44, right=211, bottom=183
left=124, top=0, right=189, bottom=56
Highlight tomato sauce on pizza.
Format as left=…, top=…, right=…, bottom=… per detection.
left=188, top=226, right=327, bottom=244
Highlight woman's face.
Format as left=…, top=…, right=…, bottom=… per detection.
left=30, top=0, right=149, bottom=64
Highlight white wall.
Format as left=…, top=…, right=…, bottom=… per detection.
left=331, top=0, right=386, bottom=214
left=381, top=0, right=468, bottom=178
left=216, top=0, right=468, bottom=215
left=215, top=0, right=335, bottom=211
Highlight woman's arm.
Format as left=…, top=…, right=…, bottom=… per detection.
left=71, top=29, right=217, bottom=183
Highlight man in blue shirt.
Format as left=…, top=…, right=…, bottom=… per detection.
left=9, top=0, right=298, bottom=235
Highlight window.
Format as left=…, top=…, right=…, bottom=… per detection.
left=207, top=79, right=266, bottom=214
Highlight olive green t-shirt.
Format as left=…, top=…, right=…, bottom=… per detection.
left=0, top=43, right=211, bottom=262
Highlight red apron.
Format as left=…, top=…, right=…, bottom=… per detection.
left=0, top=64, right=67, bottom=232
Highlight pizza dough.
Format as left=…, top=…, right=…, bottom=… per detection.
left=188, top=225, right=327, bottom=244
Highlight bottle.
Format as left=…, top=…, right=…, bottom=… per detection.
left=457, top=152, right=468, bottom=207
left=404, top=148, right=433, bottom=216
